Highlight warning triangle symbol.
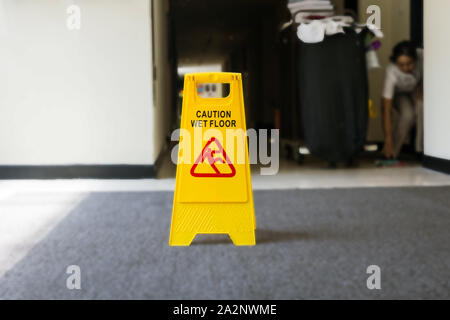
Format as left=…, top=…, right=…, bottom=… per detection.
left=190, top=137, right=236, bottom=178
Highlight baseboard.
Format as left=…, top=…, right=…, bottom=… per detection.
left=0, top=165, right=156, bottom=179
left=423, top=155, right=450, bottom=175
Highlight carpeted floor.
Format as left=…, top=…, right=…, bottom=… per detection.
left=0, top=187, right=449, bottom=299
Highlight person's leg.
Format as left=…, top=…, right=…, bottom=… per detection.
left=393, top=94, right=416, bottom=158
left=415, top=99, right=424, bottom=153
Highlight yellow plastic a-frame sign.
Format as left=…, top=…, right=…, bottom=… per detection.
left=169, top=73, right=256, bottom=246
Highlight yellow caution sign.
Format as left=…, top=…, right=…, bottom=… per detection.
left=169, top=73, right=256, bottom=246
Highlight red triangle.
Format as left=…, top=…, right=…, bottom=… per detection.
left=190, top=137, right=236, bottom=178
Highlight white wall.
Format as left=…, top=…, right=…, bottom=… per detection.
left=0, top=0, right=155, bottom=165
left=424, top=0, right=450, bottom=160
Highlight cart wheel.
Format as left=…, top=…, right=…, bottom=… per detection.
left=296, top=153, right=305, bottom=165
left=328, top=161, right=337, bottom=169
left=284, top=145, right=293, bottom=160
left=346, top=157, right=358, bottom=168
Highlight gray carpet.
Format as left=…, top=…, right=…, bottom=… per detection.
left=0, top=187, right=449, bottom=299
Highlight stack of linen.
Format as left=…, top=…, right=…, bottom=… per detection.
left=287, top=0, right=334, bottom=15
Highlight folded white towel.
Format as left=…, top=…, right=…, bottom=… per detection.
left=297, top=20, right=326, bottom=43
left=325, top=19, right=345, bottom=36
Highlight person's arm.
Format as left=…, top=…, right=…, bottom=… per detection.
left=415, top=49, right=424, bottom=102
left=382, top=98, right=395, bottom=159
left=415, top=80, right=423, bottom=102
left=381, top=67, right=396, bottom=159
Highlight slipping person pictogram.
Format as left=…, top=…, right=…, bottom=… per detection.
left=190, top=137, right=236, bottom=178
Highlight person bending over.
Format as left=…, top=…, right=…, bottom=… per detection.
left=382, top=41, right=423, bottom=159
